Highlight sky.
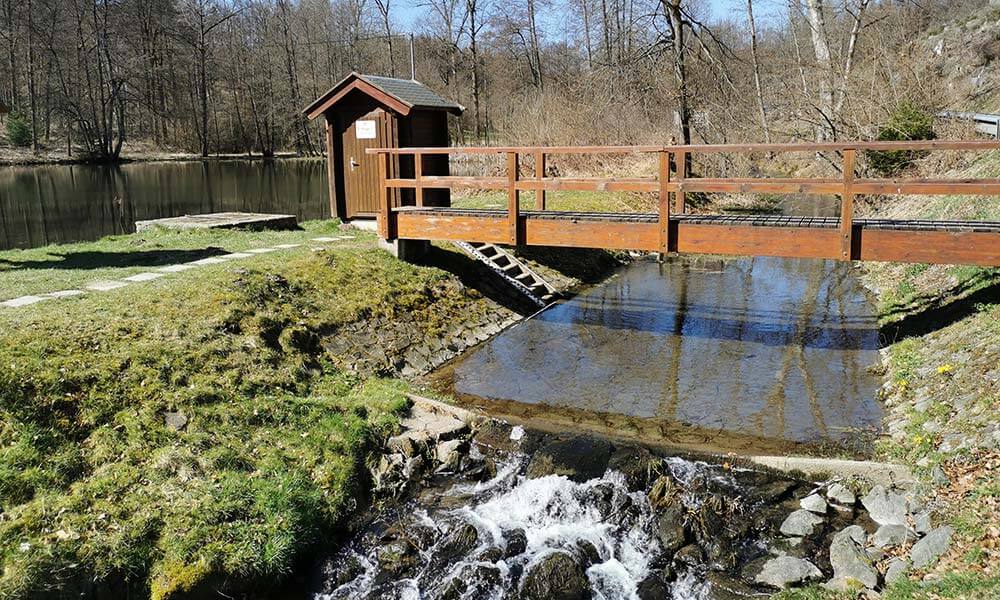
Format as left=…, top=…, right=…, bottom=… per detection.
left=393, top=0, right=771, bottom=34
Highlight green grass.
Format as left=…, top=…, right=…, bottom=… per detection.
left=775, top=574, right=1000, bottom=599
left=0, top=220, right=365, bottom=300
left=0, top=225, right=485, bottom=598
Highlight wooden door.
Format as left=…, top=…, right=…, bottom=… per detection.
left=341, top=110, right=396, bottom=218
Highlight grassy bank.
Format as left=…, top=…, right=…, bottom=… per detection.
left=0, top=223, right=500, bottom=598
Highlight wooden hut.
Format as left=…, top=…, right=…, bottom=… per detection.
left=304, top=72, right=464, bottom=221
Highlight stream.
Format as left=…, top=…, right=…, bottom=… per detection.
left=310, top=197, right=886, bottom=598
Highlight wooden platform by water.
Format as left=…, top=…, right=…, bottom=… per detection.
left=135, top=212, right=297, bottom=232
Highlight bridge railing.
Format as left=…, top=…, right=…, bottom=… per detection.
left=366, top=140, right=1000, bottom=258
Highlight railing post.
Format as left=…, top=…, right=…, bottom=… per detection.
left=534, top=149, right=546, bottom=210
left=659, top=150, right=671, bottom=255
left=674, top=150, right=687, bottom=213
left=507, top=151, right=520, bottom=245
left=377, top=151, right=395, bottom=240
left=840, top=148, right=856, bottom=260
left=414, top=151, right=424, bottom=207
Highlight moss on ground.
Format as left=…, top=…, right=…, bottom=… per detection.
left=0, top=224, right=485, bottom=598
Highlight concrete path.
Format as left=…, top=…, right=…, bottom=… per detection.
left=1, top=236, right=355, bottom=309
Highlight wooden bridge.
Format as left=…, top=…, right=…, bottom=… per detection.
left=367, top=140, right=1000, bottom=267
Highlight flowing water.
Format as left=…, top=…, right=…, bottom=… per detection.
left=312, top=423, right=836, bottom=600
left=0, top=158, right=329, bottom=250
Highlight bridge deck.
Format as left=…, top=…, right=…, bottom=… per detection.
left=392, top=207, right=1000, bottom=266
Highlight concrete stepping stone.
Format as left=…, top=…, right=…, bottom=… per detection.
left=222, top=252, right=253, bottom=259
left=245, top=247, right=278, bottom=254
left=311, top=237, right=340, bottom=242
left=46, top=290, right=86, bottom=298
left=123, top=272, right=166, bottom=283
left=1, top=295, right=50, bottom=307
left=190, top=257, right=228, bottom=265
left=274, top=243, right=302, bottom=249
left=85, top=280, right=130, bottom=291
left=159, top=264, right=196, bottom=273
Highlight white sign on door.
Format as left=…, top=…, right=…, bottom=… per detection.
left=355, top=120, right=376, bottom=139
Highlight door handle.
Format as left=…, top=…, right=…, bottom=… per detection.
left=349, top=157, right=359, bottom=171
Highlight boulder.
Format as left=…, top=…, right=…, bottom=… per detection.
left=872, top=523, right=914, bottom=549
left=754, top=556, right=823, bottom=589
left=780, top=509, right=825, bottom=537
left=504, top=528, right=528, bottom=558
left=706, top=572, right=760, bottom=600
left=636, top=571, right=672, bottom=600
left=432, top=523, right=479, bottom=566
left=655, top=504, right=687, bottom=556
left=521, top=551, right=592, bottom=600
left=387, top=431, right=426, bottom=457
left=826, top=483, right=856, bottom=505
left=861, top=485, right=909, bottom=526
left=673, top=544, right=703, bottom=566
left=800, top=494, right=829, bottom=514
left=607, top=445, right=658, bottom=491
left=376, top=540, right=420, bottom=577
left=402, top=455, right=425, bottom=481
left=910, top=526, right=953, bottom=569
left=435, top=439, right=464, bottom=470
left=913, top=511, right=933, bottom=534
left=826, top=527, right=878, bottom=591
left=526, top=436, right=612, bottom=483
left=884, top=557, right=910, bottom=584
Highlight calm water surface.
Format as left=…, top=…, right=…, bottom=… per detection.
left=445, top=196, right=882, bottom=449
left=0, top=159, right=329, bottom=250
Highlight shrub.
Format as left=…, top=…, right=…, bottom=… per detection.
left=5, top=112, right=32, bottom=147
left=866, top=103, right=936, bottom=177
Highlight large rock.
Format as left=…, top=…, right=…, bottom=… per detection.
left=655, top=504, right=687, bottom=556
left=861, top=485, right=909, bottom=526
left=526, top=436, right=612, bottom=483
left=521, top=551, right=592, bottom=600
left=376, top=540, right=420, bottom=578
left=826, top=527, right=878, bottom=591
left=780, top=509, right=825, bottom=537
left=910, top=526, right=953, bottom=569
left=884, top=557, right=910, bottom=584
left=826, top=483, right=856, bottom=505
left=705, top=572, right=758, bottom=600
left=754, top=556, right=823, bottom=589
left=872, top=523, right=914, bottom=549
left=800, top=494, right=828, bottom=514
left=504, top=528, right=527, bottom=558
left=432, top=523, right=479, bottom=567
left=607, top=445, right=658, bottom=491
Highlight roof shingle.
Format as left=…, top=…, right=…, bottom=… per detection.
left=359, top=75, right=463, bottom=112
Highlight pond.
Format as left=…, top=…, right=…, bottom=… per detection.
left=0, top=158, right=329, bottom=250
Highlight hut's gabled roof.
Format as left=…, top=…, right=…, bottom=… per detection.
left=303, top=72, right=464, bottom=120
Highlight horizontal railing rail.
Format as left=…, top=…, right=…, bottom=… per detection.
left=367, top=140, right=1000, bottom=260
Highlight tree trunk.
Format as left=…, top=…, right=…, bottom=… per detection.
left=747, top=0, right=770, bottom=143
left=663, top=0, right=691, bottom=150
left=804, top=0, right=834, bottom=140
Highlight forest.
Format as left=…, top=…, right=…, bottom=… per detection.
left=0, top=0, right=993, bottom=161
